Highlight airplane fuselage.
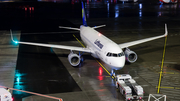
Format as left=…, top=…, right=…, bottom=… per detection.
left=80, top=25, right=125, bottom=70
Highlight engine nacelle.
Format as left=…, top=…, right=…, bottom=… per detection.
left=68, top=52, right=81, bottom=66
left=124, top=48, right=137, bottom=63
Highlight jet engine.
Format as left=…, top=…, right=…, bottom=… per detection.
left=124, top=48, right=137, bottom=63
left=68, top=52, right=81, bottom=66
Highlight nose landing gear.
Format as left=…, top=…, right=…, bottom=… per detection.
left=111, top=69, right=116, bottom=78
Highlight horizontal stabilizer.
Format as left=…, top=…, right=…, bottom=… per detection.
left=92, top=25, right=106, bottom=29
left=59, top=26, right=80, bottom=31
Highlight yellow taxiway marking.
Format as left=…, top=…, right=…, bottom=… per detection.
left=73, top=34, right=113, bottom=78
left=95, top=59, right=111, bottom=76
left=160, top=72, right=179, bottom=74
left=157, top=36, right=168, bottom=94
left=175, top=87, right=180, bottom=89
left=156, top=86, right=180, bottom=90
left=73, top=34, right=85, bottom=48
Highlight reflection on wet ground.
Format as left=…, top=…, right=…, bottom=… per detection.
left=12, top=19, right=82, bottom=100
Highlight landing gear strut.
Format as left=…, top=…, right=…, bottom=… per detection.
left=111, top=69, right=115, bottom=77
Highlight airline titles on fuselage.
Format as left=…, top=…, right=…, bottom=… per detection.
left=94, top=39, right=104, bottom=49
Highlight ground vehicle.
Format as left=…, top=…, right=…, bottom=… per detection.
left=116, top=79, right=133, bottom=100
left=0, top=88, right=12, bottom=101
left=115, top=74, right=143, bottom=100
left=128, top=79, right=143, bottom=99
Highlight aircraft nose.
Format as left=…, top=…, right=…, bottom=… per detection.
left=110, top=57, right=125, bottom=70
left=114, top=61, right=125, bottom=70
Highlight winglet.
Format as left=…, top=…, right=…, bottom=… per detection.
left=164, top=24, right=168, bottom=37
left=10, top=29, right=18, bottom=44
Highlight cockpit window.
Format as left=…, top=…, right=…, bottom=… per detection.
left=106, top=53, right=109, bottom=56
left=109, top=53, right=112, bottom=56
left=113, top=53, right=117, bottom=57
left=106, top=52, right=125, bottom=57
left=118, top=52, right=125, bottom=57
left=106, top=53, right=111, bottom=56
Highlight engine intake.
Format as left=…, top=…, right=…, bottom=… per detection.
left=124, top=48, right=137, bottom=63
left=68, top=52, right=81, bottom=66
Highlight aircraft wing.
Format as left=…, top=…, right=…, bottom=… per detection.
left=10, top=30, right=92, bottom=53
left=119, top=24, right=168, bottom=49
left=19, top=42, right=91, bottom=53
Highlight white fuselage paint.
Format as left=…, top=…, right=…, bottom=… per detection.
left=80, top=25, right=125, bottom=70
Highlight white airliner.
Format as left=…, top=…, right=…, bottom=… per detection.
left=11, top=2, right=168, bottom=73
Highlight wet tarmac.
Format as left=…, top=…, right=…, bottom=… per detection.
left=13, top=21, right=82, bottom=100
left=0, top=1, right=180, bottom=101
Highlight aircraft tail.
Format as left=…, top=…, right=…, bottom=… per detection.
left=81, top=2, right=87, bottom=26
